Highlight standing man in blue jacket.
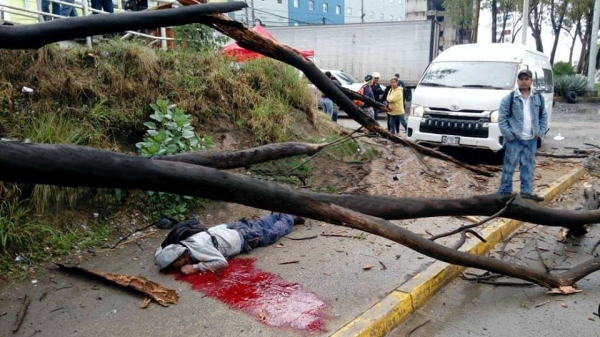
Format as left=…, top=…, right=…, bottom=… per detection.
left=497, top=69, right=548, bottom=201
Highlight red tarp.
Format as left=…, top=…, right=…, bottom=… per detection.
left=222, top=25, right=314, bottom=62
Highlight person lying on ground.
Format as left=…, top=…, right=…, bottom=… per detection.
left=154, top=213, right=305, bottom=275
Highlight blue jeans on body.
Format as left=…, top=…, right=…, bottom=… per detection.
left=498, top=138, right=538, bottom=194
left=389, top=114, right=407, bottom=134
left=60, top=0, right=78, bottom=17
left=42, top=0, right=61, bottom=20
left=321, top=97, right=334, bottom=120
left=228, top=213, right=294, bottom=252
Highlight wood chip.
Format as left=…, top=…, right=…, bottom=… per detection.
left=363, top=264, right=374, bottom=270
left=139, top=297, right=151, bottom=309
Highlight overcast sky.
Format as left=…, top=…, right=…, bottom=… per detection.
left=476, top=8, right=583, bottom=64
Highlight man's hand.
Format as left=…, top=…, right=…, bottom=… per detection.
left=180, top=264, right=195, bottom=275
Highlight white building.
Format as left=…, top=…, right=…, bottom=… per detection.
left=343, top=0, right=406, bottom=24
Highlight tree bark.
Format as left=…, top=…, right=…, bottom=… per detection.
left=1, top=141, right=600, bottom=289
left=491, top=0, right=498, bottom=43
left=549, top=1, right=567, bottom=65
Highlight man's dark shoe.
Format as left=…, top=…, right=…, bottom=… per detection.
left=293, top=216, right=306, bottom=225
left=520, top=193, right=544, bottom=202
left=498, top=192, right=514, bottom=201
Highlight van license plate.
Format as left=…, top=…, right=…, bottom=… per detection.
left=442, top=135, right=460, bottom=146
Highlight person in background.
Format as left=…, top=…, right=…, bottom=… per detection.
left=91, top=0, right=114, bottom=14
left=354, top=75, right=375, bottom=135
left=385, top=77, right=407, bottom=134
left=41, top=0, right=61, bottom=21
left=60, top=0, right=78, bottom=18
left=320, top=71, right=336, bottom=121
left=371, top=72, right=385, bottom=121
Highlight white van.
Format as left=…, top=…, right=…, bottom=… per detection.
left=407, top=43, right=553, bottom=151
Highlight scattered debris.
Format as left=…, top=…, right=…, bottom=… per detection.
left=362, top=264, right=375, bottom=270
left=111, top=223, right=155, bottom=249
left=379, top=261, right=387, bottom=270
left=553, top=133, right=565, bottom=141
left=284, top=235, right=318, bottom=241
left=546, top=286, right=583, bottom=295
left=278, top=261, right=300, bottom=265
left=534, top=300, right=550, bottom=308
left=557, top=228, right=569, bottom=242
left=56, top=264, right=178, bottom=307
left=321, top=233, right=362, bottom=239
left=12, top=295, right=31, bottom=333
left=139, top=297, right=152, bottom=309
left=406, top=319, right=431, bottom=337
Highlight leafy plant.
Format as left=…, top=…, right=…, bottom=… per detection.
left=174, top=24, right=229, bottom=52
left=136, top=100, right=214, bottom=220
left=554, top=75, right=588, bottom=96
left=552, top=62, right=575, bottom=77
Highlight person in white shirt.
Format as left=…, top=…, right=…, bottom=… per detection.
left=497, top=69, right=548, bottom=201
left=155, top=213, right=305, bottom=274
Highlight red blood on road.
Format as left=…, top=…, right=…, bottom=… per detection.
left=175, top=258, right=327, bottom=332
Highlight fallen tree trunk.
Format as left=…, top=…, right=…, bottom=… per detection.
left=2, top=141, right=600, bottom=289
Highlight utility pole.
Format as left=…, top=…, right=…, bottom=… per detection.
left=587, top=0, right=600, bottom=93
left=361, top=0, right=364, bottom=23
left=472, top=0, right=480, bottom=43
left=521, top=0, right=529, bottom=45
left=250, top=0, right=255, bottom=25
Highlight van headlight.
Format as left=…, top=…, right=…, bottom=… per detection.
left=411, top=105, right=425, bottom=117
left=490, top=110, right=499, bottom=123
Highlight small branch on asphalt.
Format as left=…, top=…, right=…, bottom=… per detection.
left=284, top=235, right=318, bottom=241
left=111, top=223, right=155, bottom=249
left=584, top=142, right=600, bottom=150
left=11, top=295, right=30, bottom=333
left=406, top=319, right=432, bottom=337
left=321, top=233, right=362, bottom=239
left=535, top=238, right=551, bottom=273
left=591, top=240, right=600, bottom=256
left=535, top=300, right=551, bottom=308
left=379, top=261, right=387, bottom=270
left=430, top=196, right=516, bottom=242
left=537, top=152, right=588, bottom=159
left=278, top=261, right=300, bottom=265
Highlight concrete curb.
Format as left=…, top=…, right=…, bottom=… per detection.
left=331, top=166, right=585, bottom=337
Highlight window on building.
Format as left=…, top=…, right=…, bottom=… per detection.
left=347, top=7, right=352, bottom=15
left=389, top=15, right=393, bottom=20
left=309, top=0, right=314, bottom=10
left=277, top=0, right=282, bottom=3
left=380, top=13, right=384, bottom=20
left=358, top=9, right=362, bottom=17
left=369, top=11, right=374, bottom=19
left=335, top=5, right=340, bottom=14
left=293, top=0, right=298, bottom=7
left=323, top=3, right=328, bottom=12
left=294, top=22, right=300, bottom=26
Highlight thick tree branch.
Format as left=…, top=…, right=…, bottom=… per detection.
left=0, top=3, right=246, bottom=50
left=2, top=141, right=600, bottom=288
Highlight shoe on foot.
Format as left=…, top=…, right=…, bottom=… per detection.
left=497, top=192, right=514, bottom=200
left=520, top=193, right=544, bottom=202
left=293, top=216, right=306, bottom=225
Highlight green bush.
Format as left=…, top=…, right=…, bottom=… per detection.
left=554, top=75, right=588, bottom=96
left=136, top=99, right=214, bottom=220
left=552, top=62, right=575, bottom=77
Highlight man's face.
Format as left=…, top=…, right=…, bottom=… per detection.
left=170, top=251, right=192, bottom=269
left=517, top=75, right=532, bottom=90
left=373, top=77, right=379, bottom=84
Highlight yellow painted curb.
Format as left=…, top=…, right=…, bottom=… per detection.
left=331, top=166, right=585, bottom=337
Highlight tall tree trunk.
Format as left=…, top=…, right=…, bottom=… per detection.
left=491, top=0, right=498, bottom=43
left=578, top=12, right=592, bottom=74
left=549, top=12, right=565, bottom=65
left=569, top=21, right=581, bottom=64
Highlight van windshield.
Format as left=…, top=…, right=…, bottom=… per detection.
left=419, top=62, right=518, bottom=90
left=334, top=72, right=359, bottom=85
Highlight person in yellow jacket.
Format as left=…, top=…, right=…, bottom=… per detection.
left=385, top=78, right=407, bottom=134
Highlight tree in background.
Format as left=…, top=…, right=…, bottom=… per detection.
left=548, top=0, right=569, bottom=65
left=442, top=0, right=474, bottom=44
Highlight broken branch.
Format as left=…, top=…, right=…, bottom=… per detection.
left=12, top=295, right=30, bottom=333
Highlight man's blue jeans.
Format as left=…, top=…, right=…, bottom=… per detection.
left=498, top=138, right=538, bottom=194
left=41, top=0, right=60, bottom=20
left=389, top=114, right=407, bottom=134
left=60, top=0, right=78, bottom=17
left=228, top=213, right=294, bottom=251
left=321, top=97, right=334, bottom=120
left=91, top=0, right=114, bottom=13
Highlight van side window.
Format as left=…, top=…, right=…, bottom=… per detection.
left=530, top=66, right=545, bottom=93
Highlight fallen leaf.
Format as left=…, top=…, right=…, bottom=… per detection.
left=556, top=228, right=568, bottom=242
left=546, top=286, right=583, bottom=295
left=363, top=264, right=374, bottom=270
left=275, top=243, right=284, bottom=248
left=139, top=297, right=151, bottom=309
left=561, top=303, right=569, bottom=308
left=259, top=310, right=266, bottom=322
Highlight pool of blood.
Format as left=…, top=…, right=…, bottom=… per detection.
left=175, top=258, right=327, bottom=332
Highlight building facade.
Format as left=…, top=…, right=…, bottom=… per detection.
left=233, top=0, right=291, bottom=27
left=343, top=0, right=405, bottom=24
left=495, top=12, right=514, bottom=43
left=288, top=0, right=344, bottom=25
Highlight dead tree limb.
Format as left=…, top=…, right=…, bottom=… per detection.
left=155, top=142, right=323, bottom=168
left=2, top=142, right=600, bottom=288
left=11, top=295, right=30, bottom=333
left=56, top=264, right=178, bottom=307
left=537, top=152, right=588, bottom=159
left=0, top=3, right=246, bottom=49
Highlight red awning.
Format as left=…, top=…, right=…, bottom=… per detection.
left=223, top=25, right=314, bottom=62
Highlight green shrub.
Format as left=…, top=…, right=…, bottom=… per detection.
left=552, top=62, right=575, bottom=77
left=136, top=99, right=214, bottom=220
left=554, top=75, right=588, bottom=96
